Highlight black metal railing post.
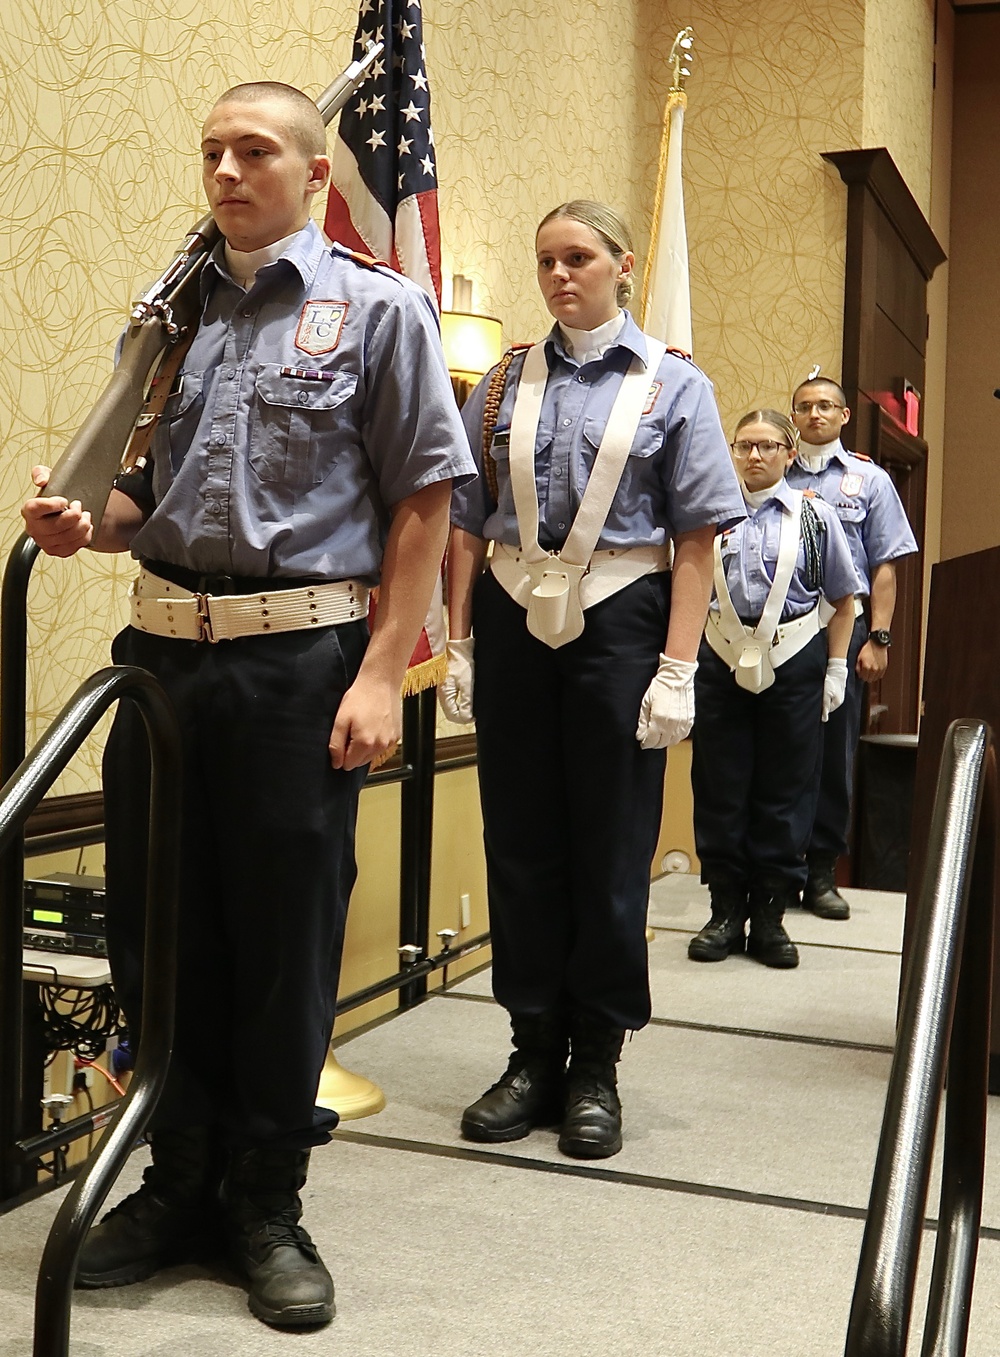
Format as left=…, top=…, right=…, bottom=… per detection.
left=398, top=687, right=437, bottom=1008
left=0, top=664, right=182, bottom=1357
left=0, top=532, right=41, bottom=1200
left=845, top=718, right=996, bottom=1357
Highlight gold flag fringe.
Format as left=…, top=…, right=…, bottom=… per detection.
left=401, top=651, right=447, bottom=697
left=641, top=89, right=687, bottom=325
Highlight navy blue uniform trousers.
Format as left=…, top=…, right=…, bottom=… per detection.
left=808, top=613, right=868, bottom=859
left=102, top=616, right=369, bottom=1149
left=691, top=631, right=827, bottom=890
left=472, top=568, right=669, bottom=1032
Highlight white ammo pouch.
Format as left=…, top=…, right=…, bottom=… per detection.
left=490, top=337, right=668, bottom=649
left=704, top=490, right=820, bottom=693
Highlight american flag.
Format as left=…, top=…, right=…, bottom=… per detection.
left=326, top=0, right=447, bottom=697
left=325, top=0, right=442, bottom=305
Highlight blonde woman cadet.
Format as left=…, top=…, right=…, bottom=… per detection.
left=441, top=200, right=745, bottom=1158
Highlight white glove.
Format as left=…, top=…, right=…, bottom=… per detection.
left=438, top=637, right=475, bottom=723
left=636, top=655, right=698, bottom=749
left=822, top=658, right=848, bottom=722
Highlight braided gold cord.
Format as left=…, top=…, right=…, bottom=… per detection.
left=481, top=346, right=525, bottom=505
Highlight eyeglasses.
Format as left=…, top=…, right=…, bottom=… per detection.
left=730, top=439, right=792, bottom=456
left=792, top=400, right=844, bottom=415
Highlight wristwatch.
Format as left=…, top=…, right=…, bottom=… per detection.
left=869, top=629, right=892, bottom=647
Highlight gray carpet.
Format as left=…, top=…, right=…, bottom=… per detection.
left=3, top=876, right=999, bottom=1355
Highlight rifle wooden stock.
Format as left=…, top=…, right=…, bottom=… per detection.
left=42, top=319, right=169, bottom=531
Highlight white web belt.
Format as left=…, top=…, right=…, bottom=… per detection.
left=129, top=567, right=369, bottom=643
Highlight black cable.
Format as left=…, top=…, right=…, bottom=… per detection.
left=36, top=983, right=126, bottom=1061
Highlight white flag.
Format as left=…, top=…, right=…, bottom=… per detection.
left=641, top=91, right=692, bottom=355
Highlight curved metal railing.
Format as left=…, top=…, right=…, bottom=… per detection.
left=845, top=717, right=996, bottom=1356
left=0, top=664, right=181, bottom=1357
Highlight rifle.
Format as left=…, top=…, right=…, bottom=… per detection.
left=41, top=42, right=383, bottom=531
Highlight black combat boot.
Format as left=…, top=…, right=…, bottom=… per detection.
left=461, top=1011, right=568, bottom=1143
left=75, top=1126, right=226, bottom=1288
left=802, top=854, right=851, bottom=920
left=558, top=1010, right=626, bottom=1160
left=746, top=884, right=800, bottom=968
left=688, top=880, right=748, bottom=962
left=224, top=1146, right=335, bottom=1329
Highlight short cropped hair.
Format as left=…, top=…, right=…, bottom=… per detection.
left=212, top=81, right=327, bottom=158
left=537, top=200, right=635, bottom=306
left=791, top=376, right=848, bottom=409
left=734, top=408, right=798, bottom=448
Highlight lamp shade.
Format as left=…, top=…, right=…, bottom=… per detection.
left=440, top=310, right=503, bottom=384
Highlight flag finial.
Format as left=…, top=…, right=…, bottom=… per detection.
left=669, top=27, right=695, bottom=95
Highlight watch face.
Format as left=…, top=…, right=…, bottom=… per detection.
left=870, top=629, right=891, bottom=646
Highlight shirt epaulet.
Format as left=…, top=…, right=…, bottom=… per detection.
left=330, top=242, right=400, bottom=280
left=803, top=488, right=817, bottom=497
left=665, top=345, right=693, bottom=362
left=850, top=451, right=873, bottom=463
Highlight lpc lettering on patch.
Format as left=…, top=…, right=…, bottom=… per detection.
left=295, top=300, right=349, bottom=356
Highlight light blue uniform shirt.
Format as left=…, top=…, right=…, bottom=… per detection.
left=712, top=480, right=862, bottom=624
left=785, top=441, right=918, bottom=595
left=123, top=220, right=475, bottom=583
left=450, top=312, right=745, bottom=549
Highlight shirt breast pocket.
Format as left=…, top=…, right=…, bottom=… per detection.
left=582, top=416, right=661, bottom=524
left=251, top=365, right=359, bottom=487
left=157, top=371, right=205, bottom=475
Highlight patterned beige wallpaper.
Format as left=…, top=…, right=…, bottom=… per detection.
left=1, top=0, right=935, bottom=792
left=862, top=0, right=935, bottom=214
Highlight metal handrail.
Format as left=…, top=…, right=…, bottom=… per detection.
left=845, top=718, right=996, bottom=1356
left=0, top=665, right=181, bottom=1357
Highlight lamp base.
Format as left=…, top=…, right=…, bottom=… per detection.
left=316, top=1050, right=386, bottom=1120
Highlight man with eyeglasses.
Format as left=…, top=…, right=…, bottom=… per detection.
left=786, top=376, right=917, bottom=920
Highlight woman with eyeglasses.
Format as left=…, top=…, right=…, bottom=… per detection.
left=687, top=408, right=861, bottom=968
left=442, top=200, right=745, bottom=1158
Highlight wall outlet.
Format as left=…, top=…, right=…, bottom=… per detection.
left=460, top=892, right=471, bottom=929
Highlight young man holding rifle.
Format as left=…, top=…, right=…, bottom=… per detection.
left=23, top=81, right=472, bottom=1329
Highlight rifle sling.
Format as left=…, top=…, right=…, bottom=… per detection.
left=118, top=326, right=197, bottom=476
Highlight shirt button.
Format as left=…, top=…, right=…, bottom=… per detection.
left=562, top=418, right=572, bottom=427
left=226, top=369, right=237, bottom=380
left=242, top=310, right=253, bottom=318
left=213, top=433, right=226, bottom=446
left=557, top=522, right=566, bottom=530
left=577, top=374, right=588, bottom=383
left=297, top=391, right=310, bottom=405
left=209, top=503, right=222, bottom=517
left=554, top=468, right=563, bottom=478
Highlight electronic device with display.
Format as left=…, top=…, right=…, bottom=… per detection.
left=24, top=873, right=107, bottom=957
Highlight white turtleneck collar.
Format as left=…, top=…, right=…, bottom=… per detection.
left=796, top=437, right=843, bottom=474
left=557, top=310, right=626, bottom=365
left=742, top=480, right=782, bottom=511
left=224, top=230, right=301, bottom=291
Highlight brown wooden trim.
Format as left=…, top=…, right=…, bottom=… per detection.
left=435, top=733, right=478, bottom=763
left=822, top=149, right=947, bottom=280
left=24, top=792, right=103, bottom=838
